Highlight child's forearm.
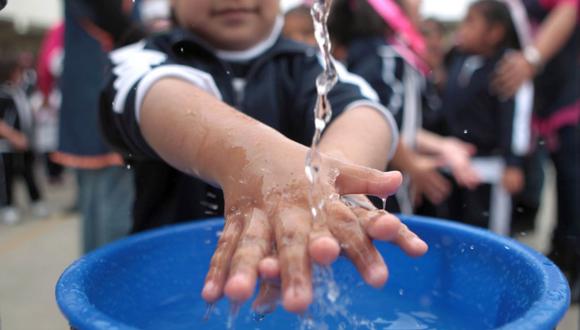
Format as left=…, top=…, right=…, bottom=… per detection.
left=140, top=78, right=305, bottom=187
left=319, top=106, right=394, bottom=170
left=0, top=121, right=27, bottom=149
left=415, top=129, right=446, bottom=156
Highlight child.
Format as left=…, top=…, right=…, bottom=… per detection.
left=100, top=0, right=427, bottom=313
left=0, top=53, right=47, bottom=224
left=283, top=4, right=316, bottom=46
left=440, top=0, right=533, bottom=232
left=328, top=0, right=480, bottom=213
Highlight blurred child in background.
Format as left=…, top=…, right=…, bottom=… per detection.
left=328, top=0, right=479, bottom=214
left=0, top=53, right=48, bottom=224
left=438, top=0, right=533, bottom=232
left=283, top=4, right=316, bottom=46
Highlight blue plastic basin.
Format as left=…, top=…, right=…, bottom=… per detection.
left=56, top=216, right=570, bottom=329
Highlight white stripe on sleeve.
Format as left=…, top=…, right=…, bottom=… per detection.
left=134, top=65, right=223, bottom=123
left=110, top=41, right=167, bottom=114
left=512, top=81, right=533, bottom=155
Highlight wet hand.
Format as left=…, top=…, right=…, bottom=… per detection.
left=200, top=146, right=428, bottom=313
left=251, top=194, right=429, bottom=315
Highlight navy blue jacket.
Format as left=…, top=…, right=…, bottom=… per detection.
left=442, top=50, right=531, bottom=166
left=100, top=21, right=396, bottom=231
left=345, top=37, right=428, bottom=149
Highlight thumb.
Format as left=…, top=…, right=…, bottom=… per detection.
left=335, top=164, right=402, bottom=198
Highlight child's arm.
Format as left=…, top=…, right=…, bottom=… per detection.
left=416, top=129, right=481, bottom=189
left=138, top=77, right=427, bottom=313
left=0, top=120, right=28, bottom=150
left=493, top=0, right=577, bottom=98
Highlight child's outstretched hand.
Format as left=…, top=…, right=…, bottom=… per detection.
left=200, top=144, right=428, bottom=313
left=139, top=79, right=427, bottom=315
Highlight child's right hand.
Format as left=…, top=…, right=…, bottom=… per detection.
left=200, top=143, right=428, bottom=313
left=139, top=79, right=427, bottom=314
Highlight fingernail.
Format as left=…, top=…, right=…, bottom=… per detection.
left=367, top=265, right=388, bottom=286
left=412, top=237, right=429, bottom=251
left=229, top=273, right=250, bottom=288
left=202, top=281, right=217, bottom=297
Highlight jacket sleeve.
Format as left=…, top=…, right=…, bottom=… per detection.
left=99, top=40, right=223, bottom=160
left=294, top=52, right=399, bottom=161
left=348, top=46, right=406, bottom=128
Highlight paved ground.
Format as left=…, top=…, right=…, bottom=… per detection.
left=0, top=166, right=577, bottom=330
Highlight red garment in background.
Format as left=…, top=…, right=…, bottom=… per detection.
left=36, top=22, right=64, bottom=100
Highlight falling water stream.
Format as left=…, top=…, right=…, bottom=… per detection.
left=304, top=0, right=338, bottom=218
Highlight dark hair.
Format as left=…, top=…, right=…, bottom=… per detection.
left=0, top=52, right=19, bottom=83
left=328, top=0, right=390, bottom=47
left=470, top=0, right=521, bottom=49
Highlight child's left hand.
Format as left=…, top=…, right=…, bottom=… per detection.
left=502, top=166, right=524, bottom=194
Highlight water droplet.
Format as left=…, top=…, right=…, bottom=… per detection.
left=516, top=207, right=524, bottom=213
left=399, top=288, right=404, bottom=296
left=463, top=129, right=469, bottom=134
left=204, top=303, right=215, bottom=321
left=469, top=245, right=475, bottom=250
left=252, top=312, right=266, bottom=322
left=125, top=164, right=132, bottom=170
left=504, top=245, right=510, bottom=250
left=519, top=231, right=527, bottom=237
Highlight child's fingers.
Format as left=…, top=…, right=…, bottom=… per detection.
left=202, top=213, right=244, bottom=303
left=224, top=209, right=271, bottom=302
left=259, top=256, right=280, bottom=280
left=326, top=200, right=388, bottom=288
left=335, top=165, right=402, bottom=198
left=308, top=217, right=340, bottom=266
left=350, top=206, right=401, bottom=242
left=274, top=206, right=313, bottom=313
left=391, top=224, right=429, bottom=257
left=341, top=195, right=428, bottom=257
left=423, top=172, right=451, bottom=204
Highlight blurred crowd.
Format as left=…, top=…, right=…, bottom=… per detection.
left=0, top=0, right=578, bottom=302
